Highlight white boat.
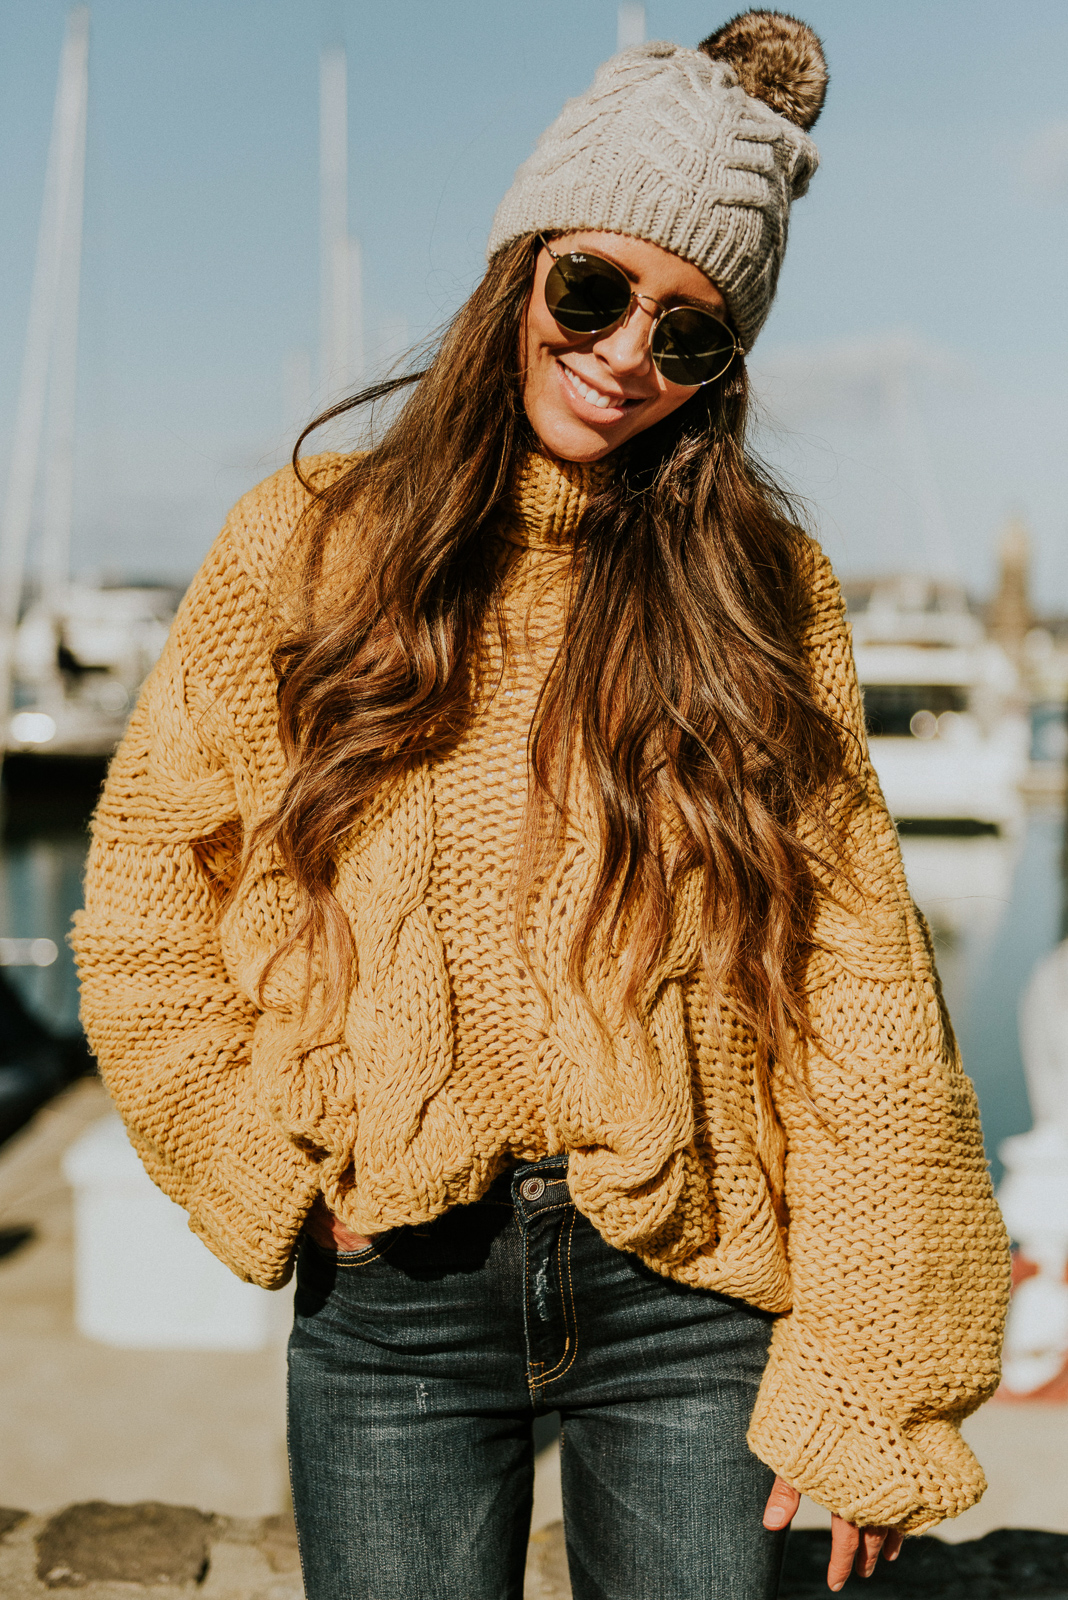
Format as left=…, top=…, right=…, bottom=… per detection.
left=849, top=577, right=1030, bottom=969
left=0, top=12, right=179, bottom=765
left=3, top=21, right=361, bottom=766
left=852, top=575, right=1029, bottom=832
left=8, top=581, right=177, bottom=758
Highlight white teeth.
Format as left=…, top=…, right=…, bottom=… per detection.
left=566, top=366, right=617, bottom=409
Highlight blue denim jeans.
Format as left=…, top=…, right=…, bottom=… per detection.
left=288, top=1154, right=784, bottom=1600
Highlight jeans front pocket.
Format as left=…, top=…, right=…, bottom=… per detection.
left=305, top=1230, right=396, bottom=1268
left=294, top=1231, right=397, bottom=1319
left=333, top=1241, right=375, bottom=1263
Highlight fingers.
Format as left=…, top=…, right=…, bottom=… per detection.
left=884, top=1528, right=905, bottom=1562
left=305, top=1198, right=373, bottom=1252
left=827, top=1514, right=860, bottom=1591
left=330, top=1215, right=374, bottom=1250
left=762, top=1474, right=801, bottom=1531
left=763, top=1481, right=903, bottom=1590
left=826, top=1516, right=903, bottom=1589
left=856, top=1527, right=888, bottom=1578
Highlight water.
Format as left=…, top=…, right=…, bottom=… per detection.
left=1, top=768, right=1064, bottom=1184
left=944, top=804, right=1066, bottom=1184
left=0, top=761, right=102, bottom=1041
left=0, top=825, right=87, bottom=1037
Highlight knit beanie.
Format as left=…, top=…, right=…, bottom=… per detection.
left=487, top=11, right=828, bottom=352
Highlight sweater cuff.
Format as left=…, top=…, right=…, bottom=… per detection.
left=130, top=1107, right=320, bottom=1290
left=746, top=1342, right=990, bottom=1532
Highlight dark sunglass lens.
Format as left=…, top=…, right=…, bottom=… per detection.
left=651, top=308, right=736, bottom=385
left=544, top=254, right=631, bottom=335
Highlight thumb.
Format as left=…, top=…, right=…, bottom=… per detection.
left=763, top=1474, right=801, bottom=1531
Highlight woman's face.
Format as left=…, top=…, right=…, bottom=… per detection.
left=521, top=231, right=730, bottom=463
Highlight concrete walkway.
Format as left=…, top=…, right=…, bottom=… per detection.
left=0, top=1080, right=289, bottom=1518
left=1, top=1080, right=1065, bottom=1558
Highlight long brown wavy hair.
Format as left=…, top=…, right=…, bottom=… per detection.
left=257, top=233, right=850, bottom=1078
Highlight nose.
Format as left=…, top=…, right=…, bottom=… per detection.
left=594, top=298, right=656, bottom=379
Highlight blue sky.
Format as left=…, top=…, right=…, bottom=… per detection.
left=2, top=1, right=1067, bottom=602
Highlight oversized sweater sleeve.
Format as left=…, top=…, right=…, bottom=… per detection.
left=745, top=544, right=1011, bottom=1533
left=72, top=461, right=344, bottom=1287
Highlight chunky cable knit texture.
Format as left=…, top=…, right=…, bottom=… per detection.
left=487, top=40, right=819, bottom=350
left=74, top=452, right=1009, bottom=1532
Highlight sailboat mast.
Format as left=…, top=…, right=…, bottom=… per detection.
left=0, top=6, right=90, bottom=745
left=319, top=45, right=363, bottom=400
left=41, top=15, right=89, bottom=607
left=617, top=3, right=646, bottom=50
left=319, top=46, right=348, bottom=396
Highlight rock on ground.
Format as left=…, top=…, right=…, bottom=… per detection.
left=0, top=1503, right=303, bottom=1600
left=35, top=1502, right=212, bottom=1587
left=1, top=1507, right=1067, bottom=1599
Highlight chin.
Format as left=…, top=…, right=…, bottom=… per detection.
left=530, top=410, right=625, bottom=464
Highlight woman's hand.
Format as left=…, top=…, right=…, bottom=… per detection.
left=763, top=1475, right=904, bottom=1591
left=305, top=1197, right=374, bottom=1253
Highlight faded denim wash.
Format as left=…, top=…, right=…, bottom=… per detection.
left=288, top=1153, right=785, bottom=1600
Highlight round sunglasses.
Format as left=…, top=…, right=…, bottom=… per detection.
left=539, top=236, right=743, bottom=388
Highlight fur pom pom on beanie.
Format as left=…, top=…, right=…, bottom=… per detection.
left=487, top=11, right=828, bottom=352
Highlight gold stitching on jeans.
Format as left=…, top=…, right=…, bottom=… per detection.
left=521, top=1164, right=571, bottom=1403
left=317, top=1234, right=397, bottom=1268
left=532, top=1208, right=578, bottom=1386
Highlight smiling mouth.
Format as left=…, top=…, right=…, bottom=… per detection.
left=558, top=361, right=642, bottom=414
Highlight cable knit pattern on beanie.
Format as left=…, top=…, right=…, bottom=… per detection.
left=487, top=42, right=819, bottom=350
left=74, top=452, right=1009, bottom=1533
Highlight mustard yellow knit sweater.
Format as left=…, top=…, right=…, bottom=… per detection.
left=74, top=452, right=1009, bottom=1533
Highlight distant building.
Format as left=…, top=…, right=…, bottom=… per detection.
left=988, top=518, right=1032, bottom=663
left=963, top=518, right=1068, bottom=734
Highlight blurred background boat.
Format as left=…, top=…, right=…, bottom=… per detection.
left=8, top=581, right=178, bottom=759
left=854, top=574, right=1028, bottom=834
left=0, top=9, right=173, bottom=1139
left=0, top=9, right=178, bottom=771
left=852, top=571, right=1029, bottom=950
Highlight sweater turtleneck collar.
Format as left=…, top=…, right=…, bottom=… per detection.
left=508, top=450, right=613, bottom=549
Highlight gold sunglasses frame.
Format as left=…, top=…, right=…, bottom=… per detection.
left=538, top=235, right=743, bottom=387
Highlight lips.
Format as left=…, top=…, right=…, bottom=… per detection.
left=557, top=360, right=642, bottom=419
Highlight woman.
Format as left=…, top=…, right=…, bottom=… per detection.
left=75, top=13, right=1009, bottom=1600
